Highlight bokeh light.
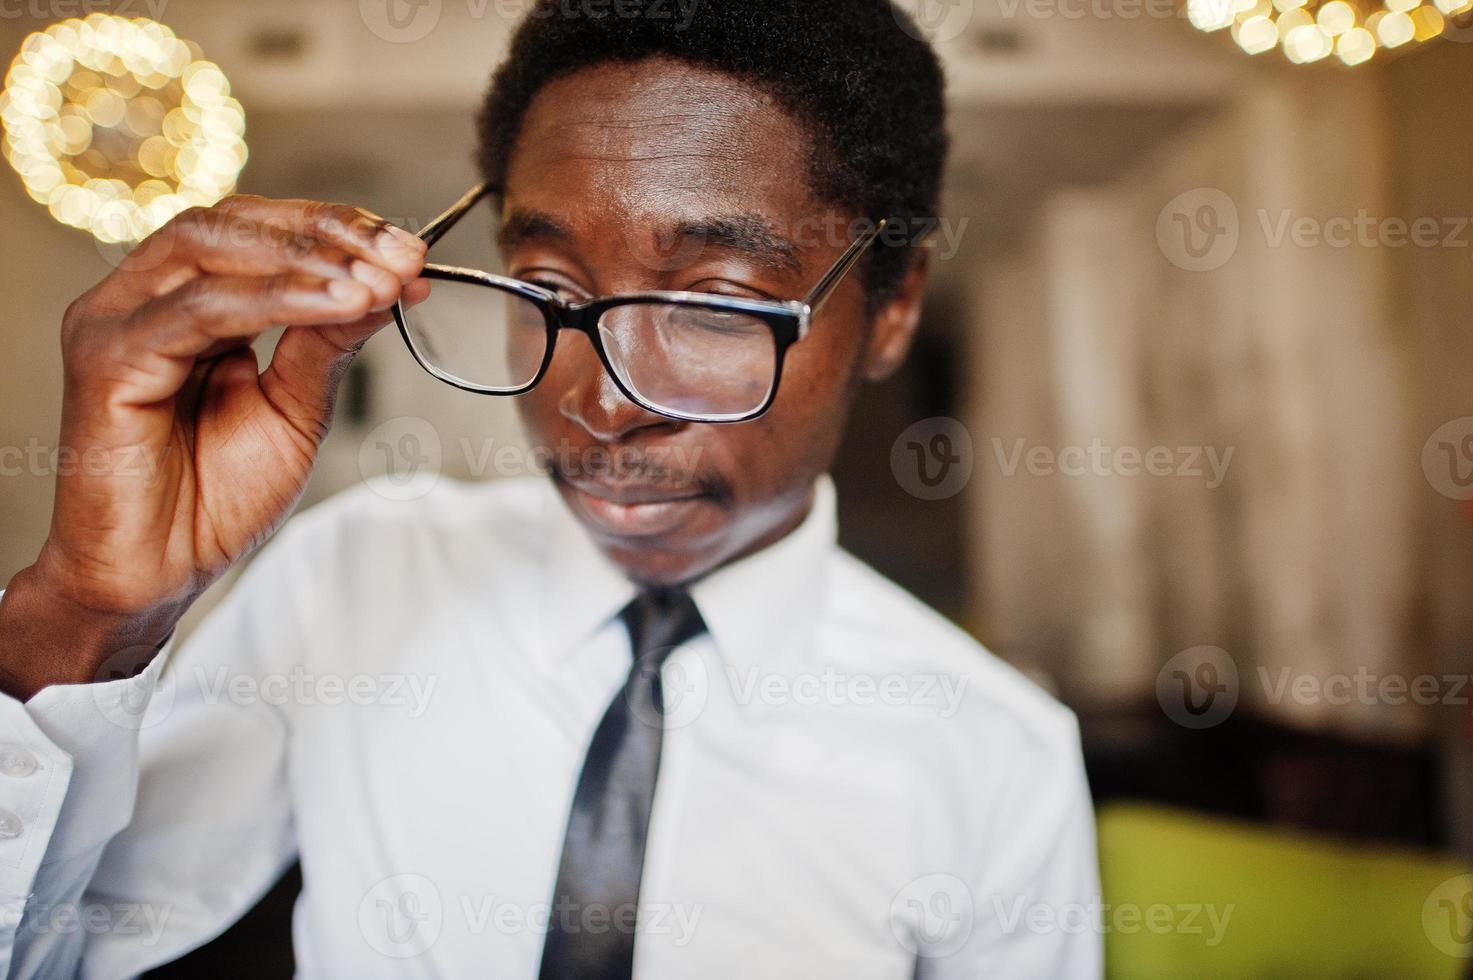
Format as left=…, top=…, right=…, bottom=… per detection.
left=1191, top=0, right=1469, bottom=64
left=0, top=14, right=246, bottom=243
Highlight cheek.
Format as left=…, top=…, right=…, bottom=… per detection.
left=515, top=338, right=597, bottom=437
left=720, top=387, right=834, bottom=499
left=515, top=384, right=564, bottom=443
left=770, top=329, right=862, bottom=427
left=728, top=327, right=865, bottom=483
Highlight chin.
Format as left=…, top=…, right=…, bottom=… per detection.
left=590, top=531, right=730, bottom=587
left=552, top=478, right=730, bottom=586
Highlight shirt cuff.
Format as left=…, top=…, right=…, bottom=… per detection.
left=0, top=628, right=172, bottom=901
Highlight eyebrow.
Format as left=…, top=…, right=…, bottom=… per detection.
left=497, top=208, right=803, bottom=274
left=497, top=209, right=573, bottom=251
left=671, top=215, right=802, bottom=273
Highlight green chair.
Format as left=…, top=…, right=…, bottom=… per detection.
left=1097, top=802, right=1471, bottom=979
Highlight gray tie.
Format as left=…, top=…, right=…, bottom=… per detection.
left=538, top=588, right=707, bottom=980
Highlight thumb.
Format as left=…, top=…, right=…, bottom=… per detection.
left=259, top=279, right=429, bottom=437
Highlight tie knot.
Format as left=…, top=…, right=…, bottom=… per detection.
left=619, top=587, right=707, bottom=668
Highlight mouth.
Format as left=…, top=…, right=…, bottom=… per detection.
left=564, top=479, right=712, bottom=539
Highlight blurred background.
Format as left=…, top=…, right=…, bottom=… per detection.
left=2, top=0, right=1472, bottom=975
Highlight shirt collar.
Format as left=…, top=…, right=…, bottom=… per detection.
left=538, top=476, right=837, bottom=671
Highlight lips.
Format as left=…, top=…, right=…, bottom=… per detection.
left=566, top=480, right=710, bottom=539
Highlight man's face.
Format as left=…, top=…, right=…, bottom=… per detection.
left=501, top=58, right=922, bottom=585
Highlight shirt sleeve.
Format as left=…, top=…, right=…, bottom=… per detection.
left=921, top=713, right=1103, bottom=980
left=0, top=516, right=320, bottom=979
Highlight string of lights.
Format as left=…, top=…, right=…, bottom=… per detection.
left=0, top=14, right=245, bottom=243
left=1187, top=0, right=1470, bottom=64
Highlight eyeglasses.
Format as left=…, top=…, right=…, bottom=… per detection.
left=391, top=184, right=885, bottom=423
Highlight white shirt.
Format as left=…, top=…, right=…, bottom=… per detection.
left=0, top=475, right=1100, bottom=978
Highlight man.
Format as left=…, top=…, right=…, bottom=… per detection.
left=0, top=1, right=1099, bottom=976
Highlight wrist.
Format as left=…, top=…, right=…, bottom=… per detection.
left=0, top=561, right=185, bottom=701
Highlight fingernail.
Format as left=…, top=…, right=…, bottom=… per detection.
left=329, top=278, right=366, bottom=303
left=390, top=224, right=425, bottom=249
left=377, top=225, right=425, bottom=258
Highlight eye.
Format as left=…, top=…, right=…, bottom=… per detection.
left=666, top=306, right=767, bottom=337
left=687, top=279, right=775, bottom=302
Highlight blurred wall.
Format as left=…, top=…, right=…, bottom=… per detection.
left=0, top=100, right=117, bottom=585
left=1385, top=37, right=1473, bottom=860
left=967, top=51, right=1473, bottom=747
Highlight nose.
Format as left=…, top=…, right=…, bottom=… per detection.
left=552, top=331, right=680, bottom=443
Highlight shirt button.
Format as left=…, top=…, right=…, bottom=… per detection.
left=0, top=748, right=38, bottom=779
left=0, top=811, right=23, bottom=840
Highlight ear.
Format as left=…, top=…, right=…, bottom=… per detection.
left=860, top=249, right=929, bottom=382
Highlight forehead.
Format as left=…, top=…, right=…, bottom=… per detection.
left=501, top=58, right=818, bottom=230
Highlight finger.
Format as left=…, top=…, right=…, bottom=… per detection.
left=90, top=274, right=374, bottom=409
left=117, top=273, right=375, bottom=366
left=313, top=275, right=432, bottom=351
left=279, top=276, right=430, bottom=364
left=216, top=195, right=426, bottom=282
left=143, top=209, right=406, bottom=311
left=257, top=278, right=431, bottom=437
left=175, top=336, right=255, bottom=421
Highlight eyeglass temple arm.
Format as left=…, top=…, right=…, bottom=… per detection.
left=416, top=182, right=496, bottom=247
left=801, top=218, right=886, bottom=317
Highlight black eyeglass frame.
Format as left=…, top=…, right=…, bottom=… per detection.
left=391, top=183, right=887, bottom=423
